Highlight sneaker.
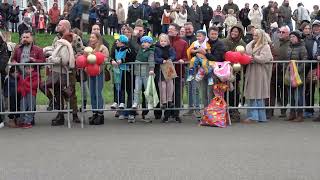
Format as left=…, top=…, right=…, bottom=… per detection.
left=119, top=103, right=125, bottom=109
left=115, top=111, right=120, bottom=117
left=162, top=117, right=169, bottom=123
left=111, top=102, right=118, bottom=109
left=128, top=115, right=135, bottom=123
left=21, top=123, right=32, bottom=129
left=183, top=110, right=194, bottom=116
left=0, top=122, right=4, bottom=128
left=142, top=114, right=152, bottom=123
left=208, top=77, right=214, bottom=85
left=186, top=75, right=194, bottom=82
left=132, top=103, right=138, bottom=109
left=303, top=112, right=314, bottom=118
left=193, top=110, right=202, bottom=118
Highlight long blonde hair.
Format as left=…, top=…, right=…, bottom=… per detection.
left=158, top=33, right=170, bottom=46
left=252, top=29, right=268, bottom=49
left=90, top=32, right=103, bottom=52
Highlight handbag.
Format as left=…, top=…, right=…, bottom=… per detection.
left=104, top=65, right=111, bottom=81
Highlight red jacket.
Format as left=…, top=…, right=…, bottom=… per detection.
left=170, top=36, right=188, bottom=78
left=12, top=44, right=45, bottom=64
left=49, top=7, right=61, bottom=24
left=17, top=72, right=39, bottom=97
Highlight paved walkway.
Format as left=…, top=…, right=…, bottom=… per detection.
left=0, top=112, right=319, bottom=180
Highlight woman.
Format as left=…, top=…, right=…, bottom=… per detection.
left=117, top=3, right=125, bottom=33
left=88, top=32, right=109, bottom=125
left=150, top=2, right=162, bottom=37
left=248, top=4, right=263, bottom=29
left=174, top=5, right=187, bottom=27
left=9, top=0, right=20, bottom=33
left=63, top=1, right=72, bottom=20
left=48, top=2, right=60, bottom=34
left=300, top=22, right=312, bottom=40
left=286, top=31, right=308, bottom=122
left=88, top=0, right=97, bottom=34
left=243, top=29, right=273, bottom=123
left=0, top=32, right=9, bottom=128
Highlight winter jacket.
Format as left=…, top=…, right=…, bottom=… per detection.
left=53, top=33, right=84, bottom=55
left=141, top=3, right=152, bottom=21
left=69, top=1, right=83, bottom=21
left=212, top=10, right=225, bottom=25
left=201, top=3, right=213, bottom=21
left=297, top=5, right=311, bottom=23
left=117, top=8, right=126, bottom=24
left=244, top=42, right=273, bottom=99
left=108, top=14, right=118, bottom=28
left=239, top=8, right=251, bottom=27
left=49, top=7, right=61, bottom=24
left=174, top=12, right=187, bottom=27
left=183, top=34, right=197, bottom=46
left=97, top=4, right=109, bottom=21
left=279, top=3, right=292, bottom=23
left=134, top=46, right=155, bottom=76
left=243, top=33, right=253, bottom=44
left=127, top=5, right=143, bottom=26
left=169, top=36, right=188, bottom=77
left=223, top=15, right=238, bottom=33
left=188, top=5, right=203, bottom=27
left=222, top=3, right=239, bottom=16
left=47, top=39, right=75, bottom=74
left=287, top=42, right=308, bottom=79
left=0, top=3, right=10, bottom=21
left=150, top=7, right=162, bottom=25
left=222, top=23, right=246, bottom=52
left=9, top=5, right=19, bottom=23
left=88, top=6, right=97, bottom=20
left=18, top=23, right=32, bottom=38
left=248, top=9, right=263, bottom=29
left=12, top=44, right=45, bottom=64
left=154, top=42, right=176, bottom=80
left=206, top=38, right=226, bottom=62
left=0, top=41, right=9, bottom=74
left=34, top=13, right=48, bottom=30
left=17, top=72, right=39, bottom=97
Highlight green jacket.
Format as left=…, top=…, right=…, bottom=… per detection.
left=134, top=46, right=155, bottom=76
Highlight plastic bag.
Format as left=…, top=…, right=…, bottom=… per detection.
left=144, top=75, right=159, bottom=109
left=284, top=60, right=303, bottom=88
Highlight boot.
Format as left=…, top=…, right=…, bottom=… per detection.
left=286, top=112, right=296, bottom=121
left=93, top=113, right=104, bottom=125
left=292, top=112, right=304, bottom=122
left=51, top=113, right=65, bottom=126
left=266, top=109, right=273, bottom=119
left=73, top=113, right=80, bottom=123
left=7, top=119, right=17, bottom=128
left=89, top=113, right=98, bottom=125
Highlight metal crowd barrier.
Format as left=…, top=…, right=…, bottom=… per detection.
left=0, top=61, right=319, bottom=128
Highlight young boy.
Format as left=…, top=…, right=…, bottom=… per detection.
left=186, top=30, right=211, bottom=82
left=17, top=63, right=39, bottom=129
left=108, top=9, right=118, bottom=36
left=132, top=36, right=155, bottom=122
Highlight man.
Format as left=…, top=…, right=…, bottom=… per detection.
left=188, top=0, right=203, bottom=31
left=11, top=30, right=45, bottom=127
left=222, top=0, right=239, bottom=17
left=305, top=20, right=320, bottom=121
left=239, top=3, right=251, bottom=31
left=201, top=26, right=226, bottom=106
left=141, top=0, right=152, bottom=21
left=243, top=24, right=255, bottom=44
left=69, top=0, right=83, bottom=29
left=279, top=0, right=293, bottom=31
left=201, top=0, right=213, bottom=33
left=167, top=23, right=188, bottom=123
left=97, top=0, right=109, bottom=35
left=262, top=1, right=274, bottom=31
left=0, top=0, right=10, bottom=30
left=127, top=0, right=143, bottom=28
left=48, top=2, right=61, bottom=34
left=268, top=26, right=290, bottom=118
left=51, top=20, right=84, bottom=126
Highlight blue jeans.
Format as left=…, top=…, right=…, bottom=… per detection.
left=247, top=99, right=267, bottom=122
left=188, top=79, right=200, bottom=109
left=89, top=72, right=104, bottom=113
left=283, top=20, right=293, bottom=31
left=289, top=86, right=303, bottom=113
left=134, top=76, right=148, bottom=105
left=20, top=93, right=36, bottom=124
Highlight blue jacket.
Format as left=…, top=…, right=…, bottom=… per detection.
left=89, top=6, right=97, bottom=20
left=69, top=2, right=83, bottom=21
left=154, top=43, right=176, bottom=80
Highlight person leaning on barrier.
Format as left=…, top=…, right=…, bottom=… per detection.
left=51, top=20, right=84, bottom=126
left=242, top=29, right=273, bottom=124
left=10, top=30, right=45, bottom=127
left=41, top=33, right=75, bottom=126
left=87, top=32, right=109, bottom=125
left=305, top=20, right=320, bottom=121
left=0, top=31, right=9, bottom=128
left=286, top=30, right=308, bottom=122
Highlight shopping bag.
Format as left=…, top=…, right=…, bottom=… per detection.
left=200, top=96, right=228, bottom=128
left=144, top=75, right=159, bottom=109
left=284, top=60, right=303, bottom=87
left=160, top=61, right=177, bottom=80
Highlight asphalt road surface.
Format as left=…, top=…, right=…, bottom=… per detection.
left=0, top=111, right=319, bottom=180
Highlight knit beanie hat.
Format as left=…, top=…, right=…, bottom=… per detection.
left=140, top=36, right=153, bottom=44
left=118, top=35, right=129, bottom=44
left=289, top=30, right=302, bottom=40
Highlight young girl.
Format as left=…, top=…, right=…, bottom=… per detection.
left=186, top=30, right=211, bottom=82
left=154, top=33, right=176, bottom=122
left=88, top=32, right=109, bottom=125
left=33, top=9, right=47, bottom=33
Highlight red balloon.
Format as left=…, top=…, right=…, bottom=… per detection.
left=225, top=51, right=242, bottom=63
left=239, top=54, right=252, bottom=65
left=76, top=55, right=87, bottom=69
left=86, top=64, right=100, bottom=77
left=224, top=51, right=233, bottom=62
left=95, top=52, right=105, bottom=65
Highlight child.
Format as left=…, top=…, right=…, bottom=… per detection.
left=36, top=9, right=47, bottom=33
left=108, top=9, right=118, bottom=36
left=223, top=9, right=237, bottom=33
left=186, top=30, right=211, bottom=82
left=132, top=36, right=155, bottom=114
left=17, top=63, right=39, bottom=129
left=154, top=33, right=176, bottom=120
left=110, top=35, right=137, bottom=120
left=4, top=67, right=21, bottom=128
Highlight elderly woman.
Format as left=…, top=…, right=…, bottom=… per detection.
left=243, top=29, right=273, bottom=123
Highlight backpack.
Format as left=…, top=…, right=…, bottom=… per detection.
left=213, top=61, right=232, bottom=82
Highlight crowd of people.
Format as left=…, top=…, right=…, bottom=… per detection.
left=0, top=0, right=320, bottom=129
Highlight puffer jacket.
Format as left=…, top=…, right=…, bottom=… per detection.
left=287, top=42, right=308, bottom=79
left=222, top=23, right=247, bottom=51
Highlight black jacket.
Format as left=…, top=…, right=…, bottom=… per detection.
left=110, top=41, right=137, bottom=63
left=201, top=4, right=213, bottom=21
left=97, top=4, right=110, bottom=21
left=108, top=14, right=118, bottom=28
left=127, top=5, right=143, bottom=26
left=206, top=39, right=225, bottom=62
left=0, top=41, right=9, bottom=75
left=243, top=33, right=253, bottom=44
left=183, top=35, right=197, bottom=46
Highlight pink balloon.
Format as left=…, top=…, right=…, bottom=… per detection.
left=95, top=52, right=105, bottom=65
left=239, top=54, right=252, bottom=65
left=76, top=55, right=87, bottom=69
